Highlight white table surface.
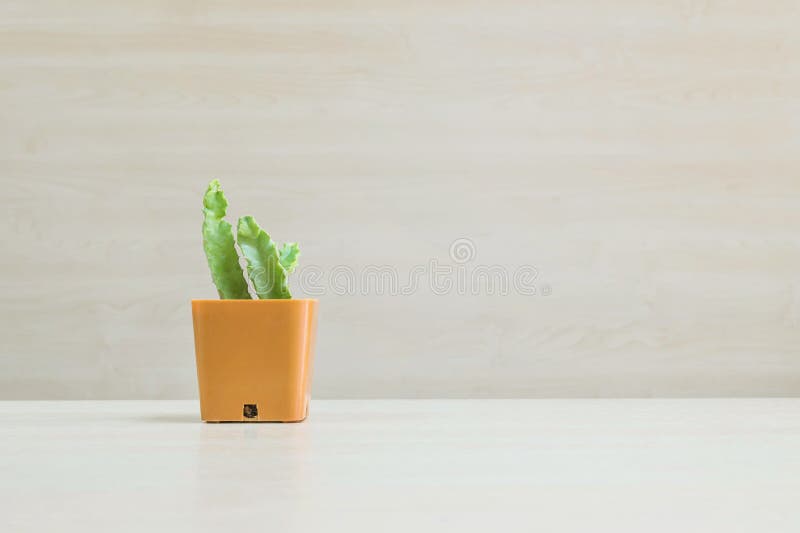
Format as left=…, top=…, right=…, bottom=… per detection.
left=1, top=400, right=798, bottom=532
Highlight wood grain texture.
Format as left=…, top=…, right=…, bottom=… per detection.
left=1, top=1, right=799, bottom=398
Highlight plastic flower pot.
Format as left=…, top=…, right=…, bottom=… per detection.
left=191, top=299, right=319, bottom=422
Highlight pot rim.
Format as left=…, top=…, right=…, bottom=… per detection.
left=192, top=298, right=318, bottom=303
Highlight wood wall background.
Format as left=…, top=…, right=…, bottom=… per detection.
left=1, top=1, right=799, bottom=398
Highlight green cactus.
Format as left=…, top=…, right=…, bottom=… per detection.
left=237, top=215, right=291, bottom=299
left=279, top=243, right=300, bottom=274
left=201, top=180, right=251, bottom=299
left=201, top=180, right=299, bottom=299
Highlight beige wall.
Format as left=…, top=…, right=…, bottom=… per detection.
left=1, top=1, right=799, bottom=398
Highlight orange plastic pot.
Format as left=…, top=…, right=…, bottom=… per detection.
left=191, top=299, right=318, bottom=422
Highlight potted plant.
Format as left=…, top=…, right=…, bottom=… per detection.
left=192, top=180, right=318, bottom=422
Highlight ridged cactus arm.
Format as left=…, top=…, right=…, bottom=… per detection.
left=279, top=243, right=300, bottom=274
left=202, top=180, right=251, bottom=299
left=236, top=216, right=291, bottom=299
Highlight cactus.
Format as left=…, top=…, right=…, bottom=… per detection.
left=236, top=215, right=291, bottom=299
left=279, top=243, right=300, bottom=274
left=201, top=180, right=251, bottom=299
left=201, top=180, right=299, bottom=299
